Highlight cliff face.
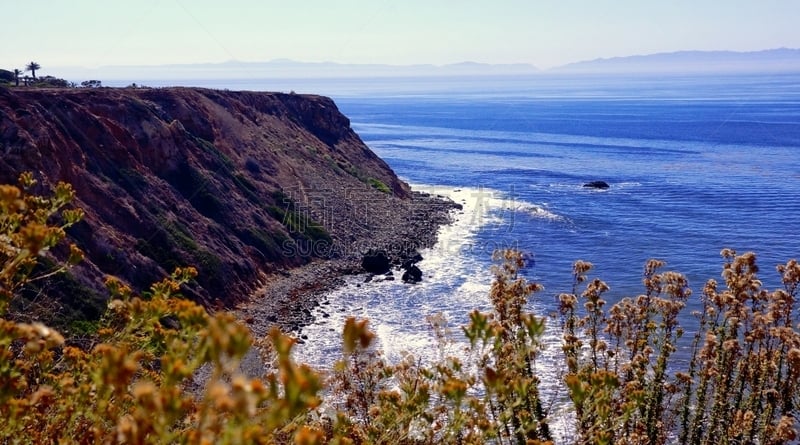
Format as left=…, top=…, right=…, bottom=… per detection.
left=0, top=86, right=413, bottom=319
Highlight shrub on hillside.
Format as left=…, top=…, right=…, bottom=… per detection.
left=557, top=252, right=800, bottom=444
left=33, top=75, right=71, bottom=88
left=0, top=174, right=322, bottom=444
left=1, top=173, right=798, bottom=444
left=0, top=69, right=14, bottom=83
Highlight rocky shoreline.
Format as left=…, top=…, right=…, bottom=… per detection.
left=1, top=87, right=419, bottom=318
left=236, top=190, right=460, bottom=339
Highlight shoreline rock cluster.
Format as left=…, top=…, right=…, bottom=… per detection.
left=237, top=190, right=460, bottom=338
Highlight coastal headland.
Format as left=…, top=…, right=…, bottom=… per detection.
left=0, top=86, right=457, bottom=332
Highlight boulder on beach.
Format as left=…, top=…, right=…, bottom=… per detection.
left=583, top=180, right=610, bottom=189
left=402, top=265, right=423, bottom=283
left=362, top=249, right=391, bottom=274
left=402, top=251, right=424, bottom=269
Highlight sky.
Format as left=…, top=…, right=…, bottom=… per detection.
left=2, top=0, right=799, bottom=71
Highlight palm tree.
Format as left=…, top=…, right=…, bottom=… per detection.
left=25, top=61, right=41, bottom=79
left=13, top=69, right=22, bottom=86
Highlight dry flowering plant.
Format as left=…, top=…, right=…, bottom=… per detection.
left=1, top=173, right=798, bottom=444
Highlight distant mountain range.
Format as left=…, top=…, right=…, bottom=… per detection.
left=552, top=48, right=800, bottom=74
left=52, top=48, right=799, bottom=80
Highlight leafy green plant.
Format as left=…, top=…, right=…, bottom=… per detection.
left=325, top=251, right=553, bottom=445
left=464, top=250, right=552, bottom=444
left=0, top=172, right=84, bottom=312
left=267, top=205, right=331, bottom=244
left=0, top=174, right=324, bottom=444
left=368, top=178, right=391, bottom=194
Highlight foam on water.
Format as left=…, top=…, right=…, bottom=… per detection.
left=289, top=76, right=800, bottom=442
left=291, top=183, right=576, bottom=442
left=513, top=200, right=565, bottom=222
left=292, top=184, right=500, bottom=367
left=291, top=182, right=568, bottom=364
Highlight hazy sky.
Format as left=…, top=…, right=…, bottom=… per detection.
left=3, top=0, right=799, bottom=70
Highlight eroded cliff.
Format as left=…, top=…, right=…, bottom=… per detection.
left=0, top=86, right=433, bottom=326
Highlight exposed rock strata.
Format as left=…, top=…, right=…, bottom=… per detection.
left=0, top=86, right=455, bottom=329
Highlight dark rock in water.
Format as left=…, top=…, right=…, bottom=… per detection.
left=362, top=249, right=391, bottom=274
left=402, top=265, right=423, bottom=283
left=583, top=180, right=610, bottom=189
left=521, top=251, right=536, bottom=268
left=402, top=251, right=424, bottom=269
left=385, top=275, right=395, bottom=281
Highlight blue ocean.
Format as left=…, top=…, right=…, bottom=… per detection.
left=121, top=73, right=800, bottom=437
left=301, top=72, right=800, bottom=390
left=332, top=73, right=800, bottom=300
left=305, top=73, right=800, bottom=437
